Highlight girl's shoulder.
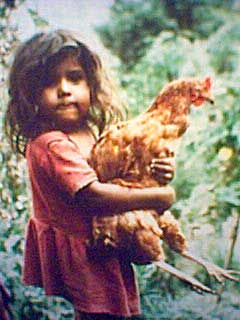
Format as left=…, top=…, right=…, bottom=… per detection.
left=26, top=131, right=73, bottom=160
left=29, top=130, right=68, bottom=149
left=27, top=130, right=86, bottom=161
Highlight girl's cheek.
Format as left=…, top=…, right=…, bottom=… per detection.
left=39, top=89, right=54, bottom=106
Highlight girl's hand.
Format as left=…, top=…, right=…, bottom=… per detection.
left=150, top=157, right=175, bottom=185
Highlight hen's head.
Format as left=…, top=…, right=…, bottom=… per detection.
left=190, top=77, right=214, bottom=107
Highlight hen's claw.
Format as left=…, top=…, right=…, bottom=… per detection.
left=203, top=262, right=240, bottom=282
left=181, top=250, right=240, bottom=283
left=154, top=261, right=215, bottom=295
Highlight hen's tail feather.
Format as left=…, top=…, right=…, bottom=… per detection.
left=153, top=260, right=216, bottom=295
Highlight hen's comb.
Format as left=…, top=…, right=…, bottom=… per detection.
left=204, top=77, right=212, bottom=89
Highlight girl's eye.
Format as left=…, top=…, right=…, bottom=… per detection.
left=39, top=70, right=85, bottom=88
left=67, top=71, right=84, bottom=83
left=41, top=75, right=58, bottom=88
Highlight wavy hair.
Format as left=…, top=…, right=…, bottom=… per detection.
left=5, top=29, right=126, bottom=155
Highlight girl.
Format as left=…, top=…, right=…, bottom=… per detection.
left=5, top=29, right=175, bottom=320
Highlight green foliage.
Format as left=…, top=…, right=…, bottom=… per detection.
left=207, top=22, right=240, bottom=73
left=28, top=8, right=49, bottom=28
left=163, top=0, right=233, bottom=30
left=118, top=31, right=213, bottom=115
left=96, top=0, right=236, bottom=69
left=139, top=290, right=240, bottom=320
left=191, top=5, right=225, bottom=38
left=96, top=0, right=176, bottom=70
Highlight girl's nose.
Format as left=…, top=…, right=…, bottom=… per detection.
left=57, top=79, right=71, bottom=98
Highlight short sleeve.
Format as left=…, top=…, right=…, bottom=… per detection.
left=47, top=138, right=98, bottom=197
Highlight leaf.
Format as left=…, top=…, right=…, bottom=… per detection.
left=28, top=9, right=49, bottom=28
left=215, top=183, right=240, bottom=207
left=4, top=234, right=22, bottom=252
left=217, top=147, right=234, bottom=161
left=231, top=120, right=240, bottom=147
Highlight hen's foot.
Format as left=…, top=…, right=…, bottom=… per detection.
left=198, top=261, right=240, bottom=283
left=181, top=250, right=240, bottom=283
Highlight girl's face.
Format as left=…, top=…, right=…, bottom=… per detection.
left=37, top=54, right=91, bottom=131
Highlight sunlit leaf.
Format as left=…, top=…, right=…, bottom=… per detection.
left=28, top=8, right=49, bottom=28
left=218, top=147, right=234, bottom=161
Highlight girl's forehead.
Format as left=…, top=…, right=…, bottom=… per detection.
left=45, top=51, right=82, bottom=72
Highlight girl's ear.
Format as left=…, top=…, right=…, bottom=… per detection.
left=204, top=77, right=212, bottom=90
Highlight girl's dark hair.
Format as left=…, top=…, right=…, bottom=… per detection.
left=5, top=29, right=126, bottom=155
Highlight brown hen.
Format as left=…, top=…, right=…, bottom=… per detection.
left=89, top=77, right=239, bottom=294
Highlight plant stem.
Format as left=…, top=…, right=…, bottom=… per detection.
left=217, top=208, right=239, bottom=302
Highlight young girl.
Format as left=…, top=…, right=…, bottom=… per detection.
left=5, top=29, right=175, bottom=320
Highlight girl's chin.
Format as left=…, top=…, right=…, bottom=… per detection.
left=56, top=118, right=86, bottom=132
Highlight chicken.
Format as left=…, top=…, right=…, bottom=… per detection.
left=88, top=77, right=239, bottom=294
left=90, top=77, right=213, bottom=187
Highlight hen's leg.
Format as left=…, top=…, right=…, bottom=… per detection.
left=153, top=260, right=215, bottom=294
left=158, top=211, right=240, bottom=283
left=180, top=250, right=240, bottom=283
left=157, top=210, right=187, bottom=252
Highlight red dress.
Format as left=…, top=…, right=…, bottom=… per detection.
left=22, top=131, right=141, bottom=317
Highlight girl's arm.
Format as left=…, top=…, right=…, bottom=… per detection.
left=75, top=181, right=175, bottom=216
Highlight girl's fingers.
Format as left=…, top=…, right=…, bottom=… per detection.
left=151, top=157, right=175, bottom=168
left=150, top=169, right=174, bottom=185
left=152, top=157, right=175, bottom=170
left=151, top=171, right=174, bottom=182
left=150, top=157, right=175, bottom=184
left=150, top=163, right=174, bottom=174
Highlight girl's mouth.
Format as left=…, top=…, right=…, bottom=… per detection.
left=57, top=103, right=77, bottom=110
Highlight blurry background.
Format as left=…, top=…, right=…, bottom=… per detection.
left=0, top=0, right=240, bottom=319
left=12, top=0, right=113, bottom=48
